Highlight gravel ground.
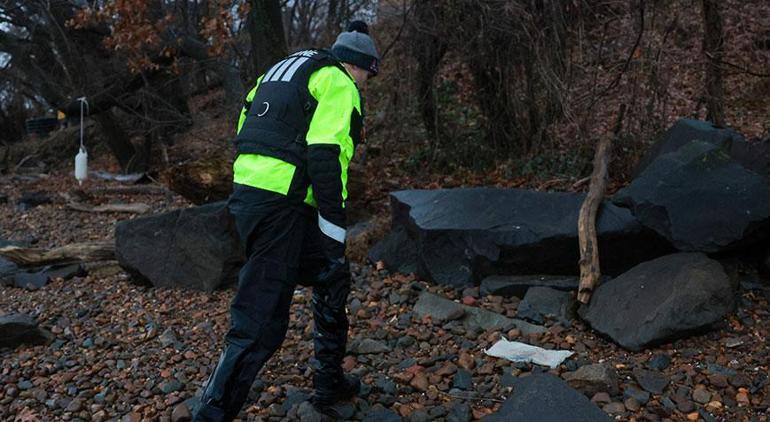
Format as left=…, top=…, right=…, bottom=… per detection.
left=1, top=171, right=769, bottom=421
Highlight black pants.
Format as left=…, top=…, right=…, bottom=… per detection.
left=194, top=186, right=350, bottom=422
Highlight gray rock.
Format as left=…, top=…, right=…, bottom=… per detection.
left=409, top=410, right=429, bottom=422
left=446, top=403, right=471, bottom=422
left=65, top=398, right=83, bottom=413
left=281, top=388, right=311, bottom=413
left=648, top=354, right=671, bottom=371
left=517, top=287, right=575, bottom=324
left=483, top=373, right=610, bottom=421
left=396, top=336, right=416, bottom=348
left=4, top=263, right=85, bottom=290
left=362, top=404, right=402, bottom=422
left=615, top=140, right=770, bottom=253
left=453, top=369, right=473, bottom=390
left=633, top=368, right=668, bottom=395
left=480, top=275, right=579, bottom=298
left=9, top=269, right=49, bottom=290
left=349, top=338, right=391, bottom=355
left=413, top=292, right=466, bottom=323
left=115, top=202, right=243, bottom=291
left=371, top=188, right=671, bottom=287
left=414, top=292, right=545, bottom=335
left=0, top=314, right=53, bottom=348
left=562, top=363, right=619, bottom=397
left=45, top=264, right=86, bottom=281
left=297, top=401, right=332, bottom=422
left=623, top=386, right=650, bottom=404
left=171, top=402, right=192, bottom=422
left=160, top=380, right=183, bottom=394
left=17, top=191, right=52, bottom=210
left=0, top=257, right=19, bottom=281
left=580, top=253, right=735, bottom=351
left=159, top=328, right=178, bottom=348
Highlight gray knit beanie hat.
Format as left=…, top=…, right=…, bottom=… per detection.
left=332, top=21, right=380, bottom=76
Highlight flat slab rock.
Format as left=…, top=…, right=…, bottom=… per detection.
left=0, top=314, right=53, bottom=349
left=580, top=253, right=735, bottom=351
left=615, top=140, right=770, bottom=253
left=371, top=188, right=671, bottom=287
left=413, top=291, right=545, bottom=336
left=115, top=202, right=243, bottom=292
left=483, top=373, right=611, bottom=421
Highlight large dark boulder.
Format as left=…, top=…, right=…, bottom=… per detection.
left=580, top=253, right=735, bottom=351
left=0, top=314, right=53, bottom=348
left=615, top=140, right=770, bottom=253
left=115, top=202, right=243, bottom=292
left=634, top=119, right=770, bottom=178
left=370, top=188, right=671, bottom=287
left=483, top=373, right=611, bottom=422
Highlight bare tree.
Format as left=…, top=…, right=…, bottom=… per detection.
left=702, top=0, right=725, bottom=126
left=248, top=0, right=288, bottom=77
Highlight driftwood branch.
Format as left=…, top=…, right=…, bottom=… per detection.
left=577, top=104, right=626, bottom=304
left=0, top=242, right=115, bottom=267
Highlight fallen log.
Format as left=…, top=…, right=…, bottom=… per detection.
left=67, top=201, right=150, bottom=214
left=89, top=185, right=169, bottom=195
left=0, top=242, right=115, bottom=267
left=577, top=104, right=626, bottom=304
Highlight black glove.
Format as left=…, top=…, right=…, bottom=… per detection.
left=316, top=257, right=350, bottom=287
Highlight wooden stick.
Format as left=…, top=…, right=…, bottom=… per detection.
left=577, top=104, right=626, bottom=304
left=0, top=242, right=115, bottom=267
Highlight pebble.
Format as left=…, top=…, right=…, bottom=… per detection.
left=171, top=403, right=192, bottom=422
left=692, top=387, right=711, bottom=404
left=410, top=373, right=429, bottom=391
left=624, top=386, right=650, bottom=405
left=591, top=392, right=611, bottom=404
left=624, top=397, right=641, bottom=411
left=648, top=353, right=672, bottom=371
left=458, top=352, right=475, bottom=370
left=446, top=402, right=471, bottom=422
left=65, top=398, right=83, bottom=413
left=453, top=369, right=473, bottom=390
left=397, top=335, right=416, bottom=348
left=602, top=402, right=626, bottom=414
left=160, top=380, right=183, bottom=394
left=122, top=412, right=142, bottom=422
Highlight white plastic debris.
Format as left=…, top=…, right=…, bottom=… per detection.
left=485, top=338, right=573, bottom=369
left=75, top=147, right=88, bottom=184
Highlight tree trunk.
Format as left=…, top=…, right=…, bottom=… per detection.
left=248, top=0, right=288, bottom=78
left=702, top=0, right=725, bottom=127
left=93, top=110, right=140, bottom=173
left=413, top=2, right=447, bottom=145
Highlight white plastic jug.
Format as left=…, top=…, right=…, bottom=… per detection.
left=75, top=147, right=88, bottom=185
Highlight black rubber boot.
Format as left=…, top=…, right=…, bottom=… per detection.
left=310, top=374, right=361, bottom=417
